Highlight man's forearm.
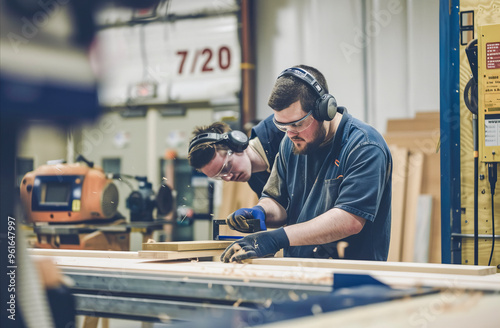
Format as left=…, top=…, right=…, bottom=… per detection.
left=257, top=197, right=287, bottom=228
left=284, top=208, right=366, bottom=246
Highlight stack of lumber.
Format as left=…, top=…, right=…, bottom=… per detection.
left=27, top=241, right=234, bottom=261
left=138, top=240, right=233, bottom=260
left=384, top=112, right=441, bottom=263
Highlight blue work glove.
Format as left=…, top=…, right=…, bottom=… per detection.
left=221, top=228, right=290, bottom=263
left=226, top=205, right=266, bottom=233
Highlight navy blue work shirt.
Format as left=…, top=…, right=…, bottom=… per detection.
left=262, top=108, right=392, bottom=261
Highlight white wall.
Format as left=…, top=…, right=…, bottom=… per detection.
left=14, top=0, right=441, bottom=227
left=407, top=0, right=440, bottom=113
left=255, top=0, right=366, bottom=121
left=255, top=0, right=440, bottom=132
left=17, top=121, right=68, bottom=168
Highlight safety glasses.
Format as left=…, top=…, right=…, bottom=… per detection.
left=211, top=150, right=234, bottom=180
left=273, top=111, right=314, bottom=133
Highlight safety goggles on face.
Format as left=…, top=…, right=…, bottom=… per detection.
left=273, top=111, right=314, bottom=133
left=211, top=150, right=234, bottom=180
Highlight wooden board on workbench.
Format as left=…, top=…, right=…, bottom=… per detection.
left=138, top=249, right=223, bottom=260
left=28, top=248, right=139, bottom=259
left=142, top=240, right=233, bottom=251
left=29, top=250, right=500, bottom=290
left=249, top=258, right=497, bottom=276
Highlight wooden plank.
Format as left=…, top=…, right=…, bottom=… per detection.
left=388, top=146, right=408, bottom=262
left=217, top=223, right=248, bottom=238
left=30, top=253, right=500, bottom=290
left=28, top=248, right=139, bottom=258
left=415, top=111, right=440, bottom=120
left=421, top=153, right=442, bottom=263
left=138, top=249, right=223, bottom=260
left=31, top=255, right=338, bottom=284
left=414, top=195, right=433, bottom=263
left=142, top=240, right=233, bottom=251
left=401, top=151, right=424, bottom=262
left=384, top=131, right=440, bottom=153
left=386, top=117, right=440, bottom=133
left=249, top=258, right=497, bottom=276
left=82, top=316, right=99, bottom=328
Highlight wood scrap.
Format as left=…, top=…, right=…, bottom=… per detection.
left=142, top=240, right=233, bottom=251
left=138, top=249, right=224, bottom=260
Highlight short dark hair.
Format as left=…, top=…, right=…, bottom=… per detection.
left=188, top=122, right=231, bottom=169
left=267, top=64, right=329, bottom=114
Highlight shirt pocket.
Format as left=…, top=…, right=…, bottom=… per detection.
left=319, top=177, right=343, bottom=213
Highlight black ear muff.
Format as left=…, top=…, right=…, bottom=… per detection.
left=315, top=94, right=338, bottom=121
left=189, top=130, right=249, bottom=153
left=277, top=67, right=338, bottom=121
left=223, top=130, right=249, bottom=152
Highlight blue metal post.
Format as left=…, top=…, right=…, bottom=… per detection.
left=439, top=0, right=462, bottom=264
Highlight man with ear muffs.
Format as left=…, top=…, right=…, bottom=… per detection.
left=220, top=64, right=393, bottom=263
left=188, top=115, right=285, bottom=198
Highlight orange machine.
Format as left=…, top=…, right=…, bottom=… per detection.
left=20, top=163, right=118, bottom=223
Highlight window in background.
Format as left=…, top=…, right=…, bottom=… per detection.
left=102, top=158, right=121, bottom=175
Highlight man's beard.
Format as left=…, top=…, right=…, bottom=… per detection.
left=292, top=123, right=326, bottom=155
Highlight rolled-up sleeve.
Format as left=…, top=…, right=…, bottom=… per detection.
left=334, top=143, right=390, bottom=222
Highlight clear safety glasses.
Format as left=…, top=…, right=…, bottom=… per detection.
left=273, top=111, right=314, bottom=133
left=211, top=150, right=234, bottom=180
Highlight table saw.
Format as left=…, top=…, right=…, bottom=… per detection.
left=28, top=248, right=500, bottom=327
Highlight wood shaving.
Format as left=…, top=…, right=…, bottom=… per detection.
left=158, top=314, right=171, bottom=323
left=223, top=284, right=235, bottom=294
left=311, top=304, right=323, bottom=315
left=288, top=290, right=300, bottom=301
